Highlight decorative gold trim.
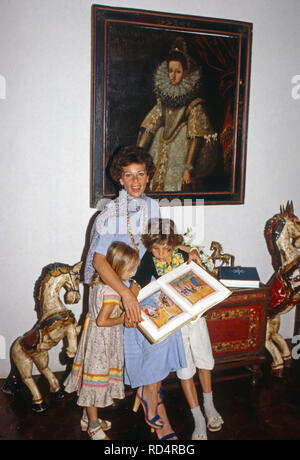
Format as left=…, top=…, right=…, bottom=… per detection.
left=206, top=307, right=261, bottom=354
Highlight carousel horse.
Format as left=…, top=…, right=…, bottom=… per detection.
left=210, top=241, right=235, bottom=271
left=2, top=262, right=82, bottom=412
left=264, top=201, right=300, bottom=376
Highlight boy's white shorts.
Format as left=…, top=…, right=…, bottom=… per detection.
left=176, top=317, right=215, bottom=380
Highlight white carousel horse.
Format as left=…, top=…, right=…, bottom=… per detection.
left=2, top=262, right=82, bottom=411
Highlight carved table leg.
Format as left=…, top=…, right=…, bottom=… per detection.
left=247, top=364, right=263, bottom=387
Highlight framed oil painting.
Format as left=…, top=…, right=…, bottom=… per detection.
left=91, top=5, right=252, bottom=206
left=136, top=261, right=231, bottom=344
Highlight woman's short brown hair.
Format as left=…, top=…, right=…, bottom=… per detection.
left=109, top=145, right=155, bottom=184
left=142, top=218, right=183, bottom=250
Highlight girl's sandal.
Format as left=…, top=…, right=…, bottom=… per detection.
left=81, top=416, right=112, bottom=432
left=87, top=425, right=110, bottom=441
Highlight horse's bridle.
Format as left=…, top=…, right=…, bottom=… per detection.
left=67, top=271, right=80, bottom=295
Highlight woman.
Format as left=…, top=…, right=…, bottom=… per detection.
left=137, top=37, right=218, bottom=192
left=84, top=145, right=201, bottom=440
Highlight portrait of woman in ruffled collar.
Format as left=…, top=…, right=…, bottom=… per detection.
left=92, top=11, right=250, bottom=204
left=137, top=37, right=219, bottom=193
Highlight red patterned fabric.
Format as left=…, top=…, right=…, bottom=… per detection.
left=268, top=273, right=287, bottom=309
left=206, top=305, right=264, bottom=357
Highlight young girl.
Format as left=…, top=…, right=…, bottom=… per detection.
left=131, top=218, right=223, bottom=441
left=64, top=241, right=139, bottom=440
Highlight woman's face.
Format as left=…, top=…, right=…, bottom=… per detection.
left=119, top=162, right=149, bottom=198
left=168, top=60, right=185, bottom=85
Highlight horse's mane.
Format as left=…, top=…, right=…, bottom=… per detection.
left=211, top=241, right=223, bottom=251
left=33, top=262, right=73, bottom=316
left=264, top=201, right=295, bottom=271
left=264, top=214, right=282, bottom=271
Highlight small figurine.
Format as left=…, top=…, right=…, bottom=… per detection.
left=264, top=201, right=300, bottom=376
left=2, top=262, right=82, bottom=412
left=210, top=241, right=235, bottom=275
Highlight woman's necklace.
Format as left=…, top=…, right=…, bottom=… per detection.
left=126, top=204, right=147, bottom=255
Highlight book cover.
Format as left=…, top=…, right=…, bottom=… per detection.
left=218, top=266, right=260, bottom=288
left=137, top=261, right=231, bottom=344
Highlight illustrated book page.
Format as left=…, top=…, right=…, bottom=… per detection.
left=137, top=261, right=232, bottom=344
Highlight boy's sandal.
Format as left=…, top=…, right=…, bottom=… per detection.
left=88, top=425, right=110, bottom=441
left=191, top=432, right=208, bottom=440
left=81, top=417, right=112, bottom=432
left=207, top=415, right=224, bottom=432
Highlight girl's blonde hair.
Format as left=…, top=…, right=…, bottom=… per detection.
left=90, top=241, right=139, bottom=286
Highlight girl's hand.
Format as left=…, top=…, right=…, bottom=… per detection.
left=120, top=311, right=126, bottom=324
left=124, top=312, right=138, bottom=328
left=121, top=290, right=142, bottom=325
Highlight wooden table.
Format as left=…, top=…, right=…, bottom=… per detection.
left=206, top=285, right=270, bottom=385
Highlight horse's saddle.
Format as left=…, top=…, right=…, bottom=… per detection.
left=21, top=311, right=76, bottom=353
left=268, top=259, right=300, bottom=316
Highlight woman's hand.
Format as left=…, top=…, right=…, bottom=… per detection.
left=93, top=253, right=142, bottom=324
left=121, top=290, right=142, bottom=325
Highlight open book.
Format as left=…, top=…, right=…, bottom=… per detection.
left=137, top=261, right=231, bottom=344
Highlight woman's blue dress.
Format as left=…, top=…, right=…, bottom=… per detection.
left=87, top=193, right=186, bottom=388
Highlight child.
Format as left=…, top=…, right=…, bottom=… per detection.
left=132, top=218, right=223, bottom=441
left=64, top=241, right=139, bottom=440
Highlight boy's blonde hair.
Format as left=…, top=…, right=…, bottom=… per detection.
left=90, top=241, right=139, bottom=287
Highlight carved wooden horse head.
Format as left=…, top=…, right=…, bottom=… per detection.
left=264, top=201, right=300, bottom=272
left=264, top=202, right=300, bottom=375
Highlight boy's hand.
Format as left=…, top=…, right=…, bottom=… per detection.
left=187, top=248, right=203, bottom=267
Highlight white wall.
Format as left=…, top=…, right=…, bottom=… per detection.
left=0, top=0, right=299, bottom=378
